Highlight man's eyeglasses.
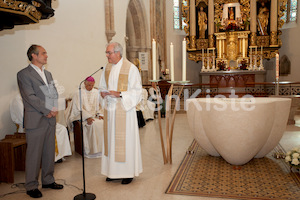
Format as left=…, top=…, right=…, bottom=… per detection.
left=105, top=51, right=115, bottom=55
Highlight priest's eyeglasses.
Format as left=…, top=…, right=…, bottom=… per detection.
left=105, top=51, right=115, bottom=55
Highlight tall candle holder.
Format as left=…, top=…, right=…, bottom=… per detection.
left=258, top=55, right=264, bottom=70
left=258, top=47, right=264, bottom=70
left=149, top=80, right=166, bottom=162
left=253, top=46, right=258, bottom=70
left=254, top=55, right=259, bottom=70
left=207, top=49, right=210, bottom=71
left=212, top=56, right=216, bottom=71
left=249, top=48, right=253, bottom=71
left=201, top=49, right=206, bottom=72
left=151, top=80, right=188, bottom=164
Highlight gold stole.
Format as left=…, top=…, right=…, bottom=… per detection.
left=55, top=136, right=58, bottom=156
left=104, top=59, right=131, bottom=162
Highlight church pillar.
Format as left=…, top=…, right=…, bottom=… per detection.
left=250, top=0, right=257, bottom=46
left=208, top=0, right=214, bottom=48
left=270, top=0, right=278, bottom=45
left=189, top=0, right=196, bottom=50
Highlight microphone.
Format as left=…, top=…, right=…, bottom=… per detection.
left=75, top=66, right=103, bottom=200
left=79, top=67, right=103, bottom=85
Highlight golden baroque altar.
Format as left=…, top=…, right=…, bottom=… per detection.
left=182, top=0, right=287, bottom=71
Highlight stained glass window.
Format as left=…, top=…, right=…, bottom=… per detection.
left=173, top=0, right=188, bottom=30
left=290, top=0, right=297, bottom=22
left=281, top=0, right=298, bottom=23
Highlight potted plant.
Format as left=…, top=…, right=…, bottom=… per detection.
left=242, top=14, right=250, bottom=31
left=214, top=18, right=222, bottom=32
left=244, top=18, right=250, bottom=30
left=285, top=147, right=300, bottom=171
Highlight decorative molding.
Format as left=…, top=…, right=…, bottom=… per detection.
left=208, top=34, right=214, bottom=48
left=0, top=0, right=42, bottom=22
left=250, top=32, right=257, bottom=46
left=182, top=0, right=190, bottom=35
left=263, top=49, right=279, bottom=59
left=196, top=0, right=208, bottom=7
left=190, top=35, right=197, bottom=50
left=105, top=0, right=115, bottom=43
left=257, top=36, right=269, bottom=47
left=196, top=38, right=208, bottom=49
left=270, top=31, right=278, bottom=45
left=278, top=0, right=287, bottom=29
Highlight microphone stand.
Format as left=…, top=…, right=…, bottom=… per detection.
left=74, top=67, right=103, bottom=200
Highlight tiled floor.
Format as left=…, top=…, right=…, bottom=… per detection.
left=0, top=114, right=299, bottom=200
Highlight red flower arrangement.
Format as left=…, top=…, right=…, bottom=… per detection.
left=226, top=23, right=239, bottom=31
left=217, top=61, right=226, bottom=71
left=240, top=59, right=248, bottom=70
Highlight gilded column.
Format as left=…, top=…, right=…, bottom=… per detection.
left=270, top=0, right=278, bottom=45
left=189, top=0, right=197, bottom=50
left=208, top=0, right=214, bottom=48
left=250, top=0, right=257, bottom=46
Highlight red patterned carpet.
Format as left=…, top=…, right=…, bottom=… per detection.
left=166, top=140, right=300, bottom=200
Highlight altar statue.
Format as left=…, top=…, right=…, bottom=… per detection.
left=198, top=6, right=207, bottom=39
left=229, top=7, right=235, bottom=20
left=257, top=2, right=269, bottom=35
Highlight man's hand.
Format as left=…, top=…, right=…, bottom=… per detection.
left=101, top=90, right=121, bottom=98
left=108, top=90, right=121, bottom=98
left=87, top=117, right=94, bottom=125
left=46, top=107, right=58, bottom=118
left=101, top=91, right=109, bottom=98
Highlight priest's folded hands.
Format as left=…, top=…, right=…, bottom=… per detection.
left=100, top=90, right=122, bottom=98
left=86, top=117, right=95, bottom=125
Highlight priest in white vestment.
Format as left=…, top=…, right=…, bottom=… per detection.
left=137, top=88, right=155, bottom=121
left=10, top=94, right=72, bottom=162
left=99, top=42, right=143, bottom=184
left=67, top=77, right=103, bottom=158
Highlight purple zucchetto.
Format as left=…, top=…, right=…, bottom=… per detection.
left=85, top=76, right=95, bottom=82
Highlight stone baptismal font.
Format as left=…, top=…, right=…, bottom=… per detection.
left=186, top=97, right=291, bottom=165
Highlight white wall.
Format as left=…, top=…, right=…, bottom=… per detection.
left=279, top=23, right=300, bottom=82
left=0, top=0, right=129, bottom=139
left=165, top=0, right=201, bottom=84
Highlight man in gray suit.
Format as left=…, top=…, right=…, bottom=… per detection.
left=17, top=45, right=63, bottom=198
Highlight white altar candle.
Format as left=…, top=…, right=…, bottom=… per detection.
left=219, top=41, right=221, bottom=58
left=182, top=38, right=187, bottom=81
left=207, top=49, right=209, bottom=69
left=276, top=53, right=279, bottom=80
left=152, top=39, right=156, bottom=80
left=170, top=42, right=174, bottom=82
left=212, top=49, right=215, bottom=69
left=242, top=39, right=245, bottom=58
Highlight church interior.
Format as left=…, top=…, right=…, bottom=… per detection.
left=0, top=0, right=300, bottom=199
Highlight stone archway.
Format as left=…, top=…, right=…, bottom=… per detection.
left=126, top=0, right=150, bottom=84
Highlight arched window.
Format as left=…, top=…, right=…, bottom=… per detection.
left=281, top=0, right=298, bottom=24
left=173, top=0, right=187, bottom=30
